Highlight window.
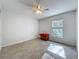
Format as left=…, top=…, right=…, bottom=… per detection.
left=51, top=20, right=63, bottom=38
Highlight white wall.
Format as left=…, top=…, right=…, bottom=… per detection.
left=76, top=9, right=78, bottom=50
left=2, top=11, right=38, bottom=47
left=1, top=0, right=39, bottom=47
left=0, top=0, right=2, bottom=50
left=0, top=14, right=2, bottom=50
left=39, top=11, right=76, bottom=46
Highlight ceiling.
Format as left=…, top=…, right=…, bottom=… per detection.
left=1, top=0, right=78, bottom=19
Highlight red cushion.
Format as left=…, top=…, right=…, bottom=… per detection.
left=39, top=33, right=49, bottom=36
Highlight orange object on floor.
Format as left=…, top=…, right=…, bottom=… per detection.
left=39, top=33, right=49, bottom=41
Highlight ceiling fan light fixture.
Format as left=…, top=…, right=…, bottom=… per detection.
left=32, top=4, right=43, bottom=15
left=37, top=4, right=41, bottom=9
left=36, top=10, right=42, bottom=15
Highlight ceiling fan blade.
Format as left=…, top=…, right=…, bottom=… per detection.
left=44, top=8, right=49, bottom=11
left=20, top=1, right=32, bottom=7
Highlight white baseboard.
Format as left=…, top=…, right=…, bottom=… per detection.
left=2, top=37, right=37, bottom=48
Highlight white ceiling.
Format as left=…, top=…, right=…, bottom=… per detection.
left=1, top=0, right=78, bottom=19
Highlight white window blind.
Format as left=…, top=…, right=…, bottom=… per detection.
left=51, top=20, right=63, bottom=38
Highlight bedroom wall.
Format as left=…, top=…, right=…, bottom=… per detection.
left=0, top=14, right=2, bottom=50
left=39, top=10, right=76, bottom=46
left=1, top=0, right=39, bottom=47
left=0, top=0, right=2, bottom=50
left=2, top=11, right=38, bottom=47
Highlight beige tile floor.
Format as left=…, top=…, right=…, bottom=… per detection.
left=0, top=39, right=50, bottom=59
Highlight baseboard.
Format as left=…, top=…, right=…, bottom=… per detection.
left=0, top=47, right=1, bottom=51
left=2, top=37, right=37, bottom=48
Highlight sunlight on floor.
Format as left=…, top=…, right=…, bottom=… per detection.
left=48, top=44, right=66, bottom=58
left=41, top=53, right=55, bottom=59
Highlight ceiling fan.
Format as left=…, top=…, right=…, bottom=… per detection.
left=21, top=0, right=49, bottom=15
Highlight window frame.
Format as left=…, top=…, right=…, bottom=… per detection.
left=50, top=19, right=64, bottom=38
